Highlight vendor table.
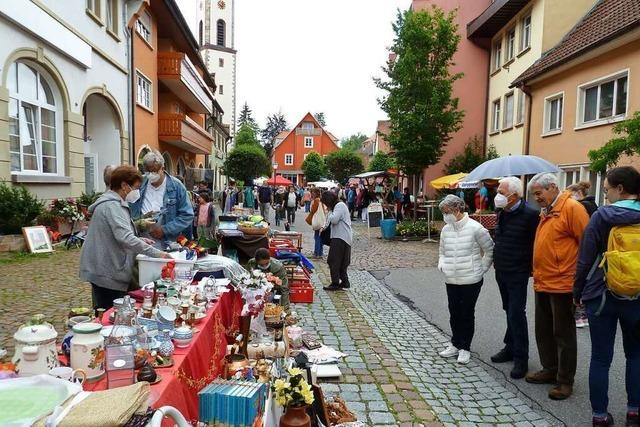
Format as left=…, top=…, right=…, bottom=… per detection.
left=217, top=230, right=269, bottom=264
left=82, top=289, right=243, bottom=426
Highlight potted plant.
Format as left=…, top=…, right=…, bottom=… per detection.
left=77, top=192, right=101, bottom=217
left=272, top=367, right=314, bottom=427
left=0, top=184, right=43, bottom=252
left=49, top=198, right=84, bottom=235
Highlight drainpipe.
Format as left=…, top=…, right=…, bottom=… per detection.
left=522, top=84, right=533, bottom=156
left=124, top=3, right=135, bottom=165
left=481, top=41, right=491, bottom=156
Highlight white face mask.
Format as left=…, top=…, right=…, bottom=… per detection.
left=147, top=172, right=162, bottom=184
left=126, top=188, right=140, bottom=203
left=494, top=193, right=509, bottom=209
left=443, top=213, right=457, bottom=225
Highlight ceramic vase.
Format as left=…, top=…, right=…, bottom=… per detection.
left=157, top=330, right=174, bottom=358
left=279, top=406, right=310, bottom=427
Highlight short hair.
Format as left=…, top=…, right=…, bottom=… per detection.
left=110, top=165, right=143, bottom=191
left=528, top=172, right=559, bottom=192
left=498, top=176, right=524, bottom=197
left=142, top=152, right=165, bottom=170
left=254, top=248, right=270, bottom=262
left=438, top=194, right=466, bottom=212
left=566, top=181, right=591, bottom=197
left=197, top=191, right=211, bottom=202
left=103, top=165, right=116, bottom=187
left=606, top=166, right=640, bottom=195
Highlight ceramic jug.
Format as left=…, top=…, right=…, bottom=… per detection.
left=70, top=322, right=105, bottom=381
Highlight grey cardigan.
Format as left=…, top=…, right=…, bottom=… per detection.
left=326, top=201, right=353, bottom=246
left=80, top=191, right=164, bottom=291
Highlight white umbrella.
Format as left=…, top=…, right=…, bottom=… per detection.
left=461, top=155, right=560, bottom=183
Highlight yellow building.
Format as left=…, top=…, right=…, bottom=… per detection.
left=513, top=0, right=640, bottom=204
left=468, top=0, right=596, bottom=157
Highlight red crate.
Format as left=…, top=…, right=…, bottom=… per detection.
left=290, top=282, right=314, bottom=303
left=269, top=239, right=297, bottom=256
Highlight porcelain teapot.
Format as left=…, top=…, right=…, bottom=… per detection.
left=12, top=321, right=59, bottom=376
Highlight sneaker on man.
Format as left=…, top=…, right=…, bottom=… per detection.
left=438, top=344, right=458, bottom=358
left=581, top=316, right=589, bottom=327
left=457, top=350, right=471, bottom=364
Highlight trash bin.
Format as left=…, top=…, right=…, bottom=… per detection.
left=381, top=219, right=397, bottom=240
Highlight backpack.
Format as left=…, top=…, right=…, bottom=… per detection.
left=600, top=224, right=640, bottom=298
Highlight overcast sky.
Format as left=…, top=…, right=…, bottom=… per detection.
left=235, top=0, right=410, bottom=140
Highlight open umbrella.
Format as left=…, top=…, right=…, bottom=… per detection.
left=461, top=155, right=560, bottom=183
left=430, top=172, right=468, bottom=190
left=265, top=175, right=293, bottom=186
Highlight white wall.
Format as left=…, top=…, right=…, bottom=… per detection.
left=84, top=94, right=121, bottom=191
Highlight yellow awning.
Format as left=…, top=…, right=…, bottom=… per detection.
left=430, top=172, right=468, bottom=189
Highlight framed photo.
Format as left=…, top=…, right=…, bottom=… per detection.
left=22, top=226, right=53, bottom=253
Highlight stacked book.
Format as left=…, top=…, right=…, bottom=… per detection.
left=198, top=379, right=267, bottom=426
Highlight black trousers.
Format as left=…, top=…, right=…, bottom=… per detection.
left=91, top=283, right=126, bottom=311
left=446, top=280, right=483, bottom=351
left=496, top=270, right=530, bottom=362
left=286, top=206, right=296, bottom=224
left=327, top=238, right=351, bottom=287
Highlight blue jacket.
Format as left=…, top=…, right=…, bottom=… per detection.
left=574, top=200, right=640, bottom=302
left=129, top=174, right=194, bottom=242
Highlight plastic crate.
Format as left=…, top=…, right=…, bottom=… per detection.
left=290, top=282, right=314, bottom=303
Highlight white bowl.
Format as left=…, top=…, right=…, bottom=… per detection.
left=157, top=306, right=176, bottom=323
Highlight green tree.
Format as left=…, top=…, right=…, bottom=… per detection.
left=223, top=144, right=272, bottom=184
left=368, top=151, right=395, bottom=172
left=340, top=133, right=368, bottom=152
left=444, top=137, right=497, bottom=175
left=375, top=7, right=464, bottom=218
left=325, top=149, right=364, bottom=184
left=237, top=102, right=259, bottom=131
left=235, top=123, right=260, bottom=146
left=589, top=111, right=640, bottom=173
left=261, top=112, right=288, bottom=158
left=301, top=151, right=327, bottom=182
left=314, top=112, right=326, bottom=127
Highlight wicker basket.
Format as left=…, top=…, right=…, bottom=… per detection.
left=238, top=225, right=269, bottom=236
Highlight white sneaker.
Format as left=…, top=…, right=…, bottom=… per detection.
left=439, top=344, right=458, bottom=358
left=576, top=318, right=585, bottom=328
left=457, top=350, right=471, bottom=364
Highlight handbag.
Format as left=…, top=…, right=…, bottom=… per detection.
left=311, top=205, right=326, bottom=231
left=320, top=227, right=331, bottom=246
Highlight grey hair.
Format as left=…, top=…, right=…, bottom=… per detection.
left=528, top=172, right=559, bottom=191
left=439, top=194, right=466, bottom=212
left=142, top=152, right=165, bottom=169
left=499, top=176, right=524, bottom=197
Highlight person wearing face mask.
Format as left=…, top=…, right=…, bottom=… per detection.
left=527, top=172, right=589, bottom=400
left=574, top=167, right=640, bottom=427
left=437, top=195, right=494, bottom=365
left=490, top=177, right=540, bottom=379
left=80, top=166, right=171, bottom=311
left=129, top=152, right=194, bottom=245
left=247, top=248, right=289, bottom=311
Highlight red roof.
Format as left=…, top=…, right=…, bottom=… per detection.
left=512, top=0, right=640, bottom=86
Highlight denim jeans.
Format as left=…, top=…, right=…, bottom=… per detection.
left=313, top=230, right=323, bottom=257
left=495, top=270, right=530, bottom=362
left=304, top=201, right=311, bottom=212
left=446, top=281, right=483, bottom=351
left=585, top=292, right=640, bottom=415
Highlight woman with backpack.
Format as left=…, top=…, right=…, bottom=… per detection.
left=305, top=187, right=324, bottom=258
left=574, top=166, right=640, bottom=427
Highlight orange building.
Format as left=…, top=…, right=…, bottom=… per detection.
left=128, top=0, right=215, bottom=178
left=272, top=113, right=340, bottom=185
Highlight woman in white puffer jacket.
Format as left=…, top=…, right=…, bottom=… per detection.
left=437, top=194, right=494, bottom=364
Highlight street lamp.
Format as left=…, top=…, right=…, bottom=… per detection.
left=272, top=161, right=279, bottom=186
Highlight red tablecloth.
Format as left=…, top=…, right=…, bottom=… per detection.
left=83, top=289, right=243, bottom=425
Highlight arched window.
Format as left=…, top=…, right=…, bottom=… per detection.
left=8, top=61, right=63, bottom=174
left=177, top=158, right=186, bottom=177
left=162, top=152, right=173, bottom=174
left=198, top=20, right=203, bottom=46
left=216, top=19, right=226, bottom=47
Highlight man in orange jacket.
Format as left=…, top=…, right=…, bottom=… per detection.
left=526, top=172, right=589, bottom=401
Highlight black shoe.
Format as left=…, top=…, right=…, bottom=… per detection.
left=491, top=348, right=513, bottom=363
left=510, top=360, right=528, bottom=379
left=323, top=284, right=342, bottom=291
left=593, top=413, right=614, bottom=426
left=627, top=412, right=639, bottom=427
left=340, top=282, right=351, bottom=289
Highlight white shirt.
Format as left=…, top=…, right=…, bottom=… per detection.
left=287, top=192, right=297, bottom=207
left=141, top=176, right=167, bottom=215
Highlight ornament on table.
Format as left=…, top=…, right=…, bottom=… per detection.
left=175, top=235, right=208, bottom=258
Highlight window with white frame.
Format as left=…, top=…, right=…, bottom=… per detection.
left=579, top=72, right=628, bottom=126
left=491, top=99, right=501, bottom=133
left=520, top=15, right=531, bottom=51
left=304, top=137, right=313, bottom=148
left=503, top=92, right=514, bottom=129
left=136, top=11, right=152, bottom=44
left=105, top=0, right=118, bottom=35
left=516, top=89, right=526, bottom=125
left=86, top=0, right=101, bottom=19
left=136, top=72, right=152, bottom=110
left=544, top=93, right=563, bottom=133
left=506, top=28, right=516, bottom=62
left=492, top=39, right=502, bottom=71
left=7, top=61, right=63, bottom=174
left=284, top=154, right=294, bottom=165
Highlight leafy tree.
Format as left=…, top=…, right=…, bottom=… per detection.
left=223, top=144, right=272, bottom=184
left=340, top=133, right=368, bottom=152
left=261, top=112, right=289, bottom=158
left=368, top=151, right=395, bottom=172
left=301, top=151, right=327, bottom=182
left=325, top=149, right=364, bottom=184
left=444, top=137, right=497, bottom=175
left=235, top=123, right=260, bottom=146
left=589, top=111, right=640, bottom=173
left=375, top=6, right=464, bottom=218
left=237, top=102, right=259, bottom=131
left=314, top=112, right=326, bottom=127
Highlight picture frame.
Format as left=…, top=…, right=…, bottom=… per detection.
left=22, top=226, right=53, bottom=254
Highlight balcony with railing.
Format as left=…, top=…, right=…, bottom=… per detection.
left=295, top=127, right=322, bottom=136
left=158, top=52, right=213, bottom=114
left=158, top=113, right=213, bottom=155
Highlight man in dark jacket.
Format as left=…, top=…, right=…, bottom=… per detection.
left=491, top=177, right=540, bottom=379
left=258, top=183, right=273, bottom=219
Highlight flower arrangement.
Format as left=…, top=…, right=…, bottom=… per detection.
left=50, top=198, right=84, bottom=223
left=396, top=219, right=439, bottom=237
left=272, top=367, right=314, bottom=408
left=232, top=269, right=274, bottom=317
